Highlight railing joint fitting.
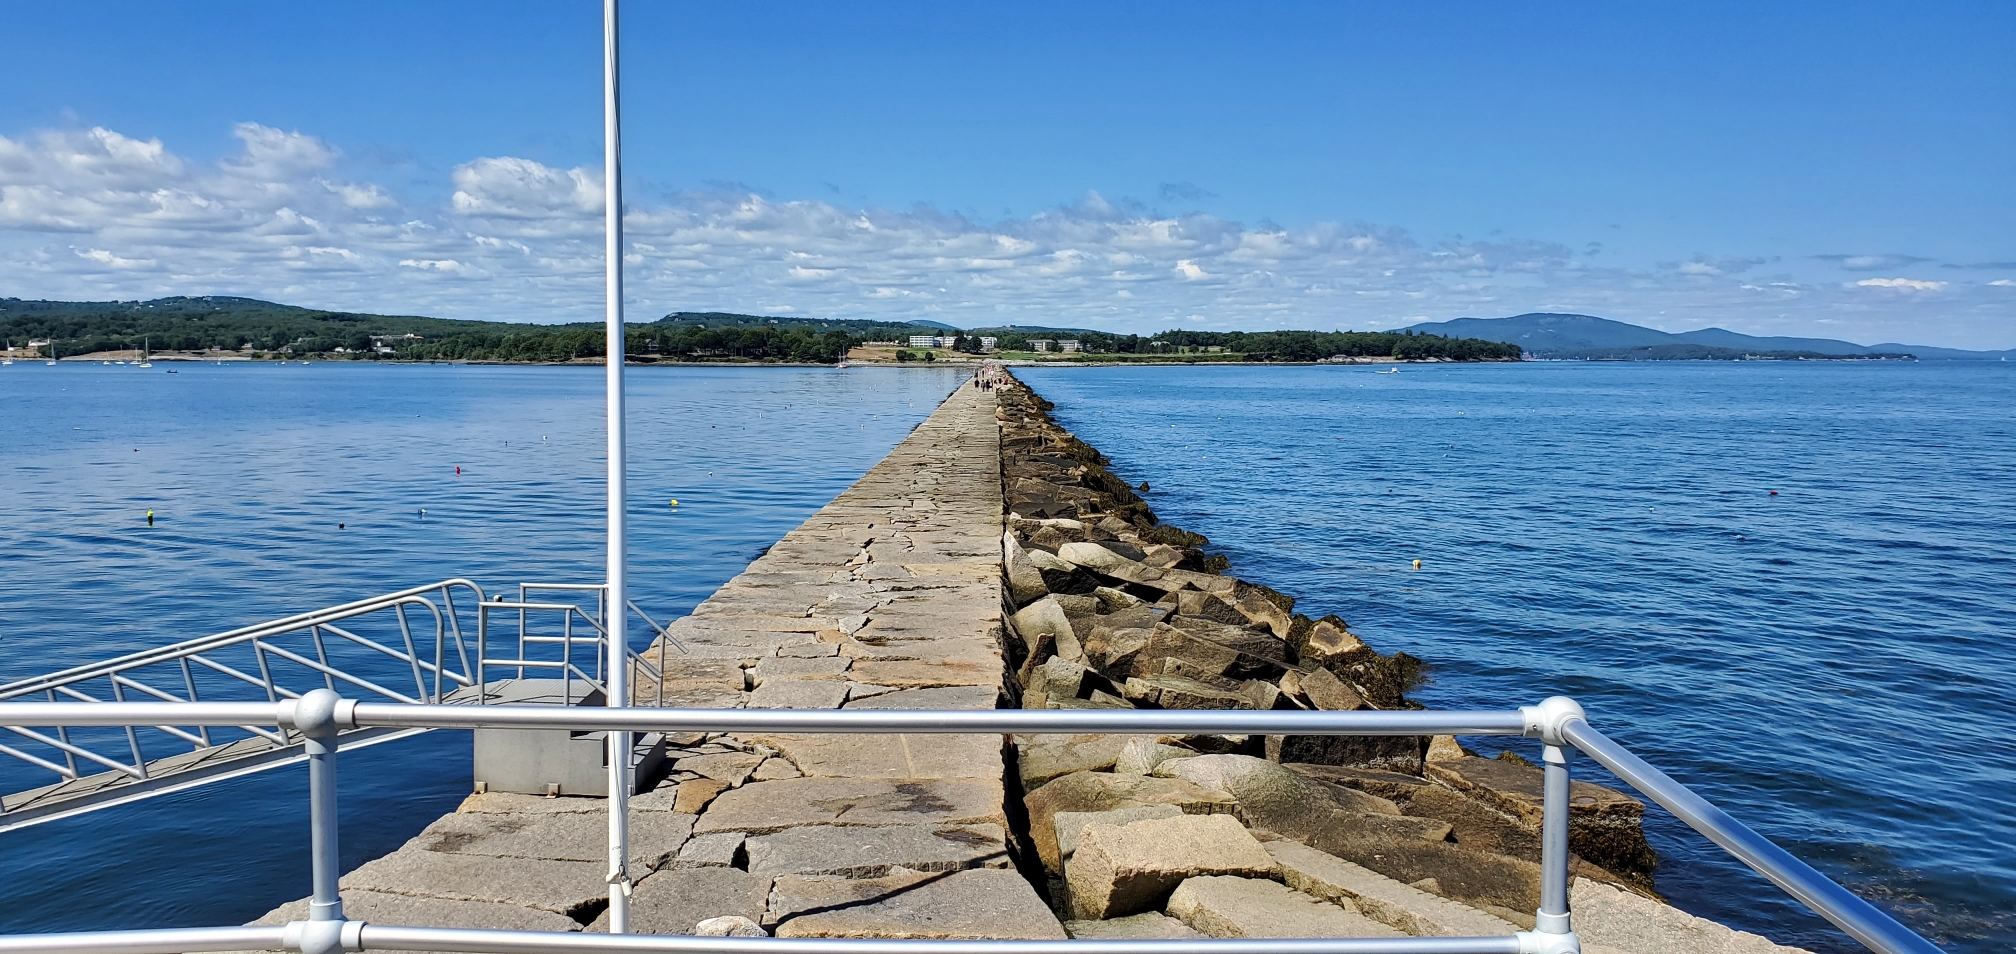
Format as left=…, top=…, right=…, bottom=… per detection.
left=1520, top=695, right=1588, bottom=746
left=283, top=688, right=357, bottom=739
left=282, top=917, right=364, bottom=954
left=1516, top=928, right=1582, bottom=954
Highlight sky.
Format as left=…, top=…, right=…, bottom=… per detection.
left=2, top=1, right=2012, bottom=348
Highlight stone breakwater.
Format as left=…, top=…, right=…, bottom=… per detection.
left=227, top=378, right=1812, bottom=953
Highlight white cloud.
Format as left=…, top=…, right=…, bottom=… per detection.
left=1, top=120, right=2010, bottom=348
left=74, top=247, right=153, bottom=269
left=450, top=156, right=601, bottom=222
left=1856, top=277, right=1946, bottom=291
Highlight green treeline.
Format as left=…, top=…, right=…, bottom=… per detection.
left=2, top=296, right=1522, bottom=364
left=988, top=329, right=1522, bottom=361
left=399, top=326, right=854, bottom=363
left=0, top=297, right=495, bottom=355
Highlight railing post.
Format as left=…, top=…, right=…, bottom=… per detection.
left=1519, top=696, right=1586, bottom=954
left=292, top=689, right=349, bottom=924
left=1537, top=743, right=1573, bottom=936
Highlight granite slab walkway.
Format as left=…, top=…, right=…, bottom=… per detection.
left=239, top=380, right=1063, bottom=943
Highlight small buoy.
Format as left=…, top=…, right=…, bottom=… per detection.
left=455, top=466, right=461, bottom=475
left=339, top=523, right=345, bottom=530
left=1411, top=559, right=1422, bottom=570
left=668, top=499, right=679, bottom=506
left=1768, top=490, right=1778, bottom=496
left=146, top=509, right=154, bottom=526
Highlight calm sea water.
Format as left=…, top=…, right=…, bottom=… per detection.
left=0, top=362, right=970, bottom=932
left=2, top=361, right=2009, bottom=950
left=1020, top=362, right=2016, bottom=954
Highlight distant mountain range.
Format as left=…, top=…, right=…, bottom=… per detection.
left=1398, top=313, right=2015, bottom=360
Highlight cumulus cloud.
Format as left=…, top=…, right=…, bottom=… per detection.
left=1816, top=253, right=1932, bottom=271
left=1856, top=277, right=1946, bottom=291
left=0, top=121, right=2011, bottom=346
left=451, top=157, right=602, bottom=222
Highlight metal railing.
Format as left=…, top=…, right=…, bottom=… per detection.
left=0, top=581, right=681, bottom=831
left=0, top=697, right=1942, bottom=954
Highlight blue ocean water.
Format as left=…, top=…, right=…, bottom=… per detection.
left=0, top=362, right=969, bottom=932
left=1020, top=362, right=2016, bottom=954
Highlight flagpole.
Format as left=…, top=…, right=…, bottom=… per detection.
left=601, top=0, right=633, bottom=934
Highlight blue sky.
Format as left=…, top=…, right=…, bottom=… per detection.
left=3, top=1, right=2012, bottom=347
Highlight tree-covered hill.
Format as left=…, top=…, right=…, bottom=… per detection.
left=988, top=327, right=1522, bottom=361
left=0, top=298, right=949, bottom=362
left=0, top=296, right=1526, bottom=364
left=0, top=296, right=505, bottom=355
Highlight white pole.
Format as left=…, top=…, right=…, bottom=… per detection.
left=601, top=0, right=633, bottom=934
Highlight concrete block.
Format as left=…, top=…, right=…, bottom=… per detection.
left=1166, top=876, right=1402, bottom=939
left=250, top=888, right=580, bottom=931
left=585, top=868, right=771, bottom=935
left=676, top=751, right=766, bottom=786
left=673, top=832, right=746, bottom=869
left=1063, top=912, right=1202, bottom=939
left=1012, top=735, right=1136, bottom=789
left=765, top=868, right=938, bottom=927
left=696, top=777, right=1008, bottom=834
left=1024, top=769, right=1240, bottom=872
left=843, top=685, right=1000, bottom=710
left=774, top=869, right=1066, bottom=939
left=342, top=848, right=608, bottom=918
left=751, top=656, right=853, bottom=684
left=1053, top=805, right=1183, bottom=861
left=1572, top=878, right=1813, bottom=954
left=1264, top=838, right=1519, bottom=937
left=1063, top=814, right=1278, bottom=919
left=847, top=656, right=1004, bottom=689
left=1114, top=738, right=1194, bottom=775
left=410, top=810, right=691, bottom=872
left=750, top=732, right=1003, bottom=779
left=674, top=779, right=732, bottom=814
left=744, top=823, right=1011, bottom=879
left=746, top=679, right=849, bottom=710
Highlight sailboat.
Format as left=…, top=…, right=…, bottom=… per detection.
left=138, top=337, right=153, bottom=368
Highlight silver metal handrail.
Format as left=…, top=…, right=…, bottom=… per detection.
left=0, top=696, right=1943, bottom=954
left=476, top=584, right=681, bottom=708
left=0, top=579, right=682, bottom=832
left=0, top=580, right=483, bottom=831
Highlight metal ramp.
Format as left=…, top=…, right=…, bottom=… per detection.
left=0, top=579, right=678, bottom=832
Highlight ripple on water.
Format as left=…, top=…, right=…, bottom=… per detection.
left=1023, top=361, right=2016, bottom=954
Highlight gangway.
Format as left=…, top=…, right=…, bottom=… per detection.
left=0, top=579, right=680, bottom=832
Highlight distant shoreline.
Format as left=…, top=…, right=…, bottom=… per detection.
left=38, top=349, right=1965, bottom=368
